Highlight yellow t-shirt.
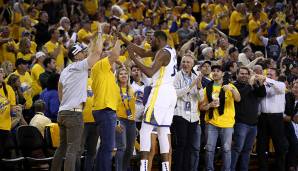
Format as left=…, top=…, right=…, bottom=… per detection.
left=214, top=4, right=229, bottom=30
left=204, top=83, right=238, bottom=128
left=214, top=47, right=227, bottom=59
left=91, top=21, right=100, bottom=33
left=199, top=21, right=208, bottom=31
left=1, top=40, right=17, bottom=66
left=117, top=87, right=136, bottom=121
left=83, top=0, right=98, bottom=16
left=17, top=52, right=33, bottom=61
left=78, top=28, right=92, bottom=44
left=43, top=41, right=66, bottom=70
left=10, top=71, right=33, bottom=109
left=83, top=78, right=95, bottom=123
left=181, top=13, right=197, bottom=26
left=141, top=42, right=153, bottom=67
left=248, top=19, right=262, bottom=46
left=125, top=2, right=145, bottom=22
left=229, top=10, right=243, bottom=36
left=284, top=32, right=298, bottom=47
left=91, top=57, right=120, bottom=111
left=0, top=85, right=16, bottom=131
left=31, top=63, right=45, bottom=97
left=17, top=41, right=37, bottom=54
left=162, top=29, right=175, bottom=48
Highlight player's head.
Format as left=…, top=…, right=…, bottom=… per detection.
left=150, top=30, right=168, bottom=52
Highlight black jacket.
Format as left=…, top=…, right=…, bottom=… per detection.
left=234, top=81, right=266, bottom=125
left=285, top=92, right=298, bottom=118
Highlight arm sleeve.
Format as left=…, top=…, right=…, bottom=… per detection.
left=261, top=36, right=268, bottom=46
left=174, top=73, right=190, bottom=97
left=253, top=84, right=267, bottom=98
left=75, top=58, right=89, bottom=71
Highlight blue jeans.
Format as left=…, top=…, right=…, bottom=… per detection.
left=81, top=123, right=99, bottom=171
left=231, top=122, right=257, bottom=171
left=205, top=124, right=233, bottom=171
left=93, top=108, right=117, bottom=171
left=115, top=119, right=136, bottom=171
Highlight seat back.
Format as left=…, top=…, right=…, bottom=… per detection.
left=16, top=126, right=45, bottom=155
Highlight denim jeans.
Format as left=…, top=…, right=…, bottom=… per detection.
left=172, top=116, right=201, bottom=171
left=93, top=108, right=116, bottom=171
left=115, top=118, right=136, bottom=171
left=231, top=122, right=257, bottom=171
left=81, top=122, right=99, bottom=171
left=205, top=124, right=233, bottom=171
left=51, top=111, right=84, bottom=171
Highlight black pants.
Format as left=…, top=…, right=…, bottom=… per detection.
left=0, top=130, right=10, bottom=159
left=257, top=113, right=289, bottom=171
left=285, top=122, right=298, bottom=168
left=171, top=116, right=201, bottom=171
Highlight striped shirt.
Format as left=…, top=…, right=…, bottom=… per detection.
left=174, top=70, right=203, bottom=123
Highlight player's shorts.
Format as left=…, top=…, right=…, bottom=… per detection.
left=143, top=85, right=177, bottom=127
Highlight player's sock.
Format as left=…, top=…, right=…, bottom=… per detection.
left=161, top=161, right=170, bottom=171
left=140, top=159, right=148, bottom=171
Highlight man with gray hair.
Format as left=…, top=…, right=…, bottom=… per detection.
left=172, top=54, right=203, bottom=171
left=202, top=47, right=214, bottom=60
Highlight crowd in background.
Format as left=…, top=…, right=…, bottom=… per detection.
left=0, top=0, right=298, bottom=170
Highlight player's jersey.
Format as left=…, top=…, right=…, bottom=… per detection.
left=151, top=45, right=177, bottom=87
left=144, top=45, right=177, bottom=126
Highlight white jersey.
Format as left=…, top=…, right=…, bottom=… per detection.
left=143, top=45, right=177, bottom=126
left=151, top=45, right=177, bottom=87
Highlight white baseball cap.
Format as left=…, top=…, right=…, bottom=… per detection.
left=36, top=51, right=46, bottom=59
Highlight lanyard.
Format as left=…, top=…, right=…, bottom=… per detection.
left=182, top=71, right=192, bottom=86
left=120, top=88, right=132, bottom=115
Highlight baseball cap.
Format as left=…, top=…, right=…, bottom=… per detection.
left=201, top=60, right=212, bottom=66
left=15, top=58, right=28, bottom=67
left=109, top=15, right=120, bottom=22
left=36, top=51, right=46, bottom=59
left=68, top=43, right=86, bottom=59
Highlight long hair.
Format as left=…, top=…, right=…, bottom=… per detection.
left=116, top=66, right=131, bottom=97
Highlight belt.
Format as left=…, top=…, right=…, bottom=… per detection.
left=69, top=108, right=83, bottom=112
left=261, top=112, right=283, bottom=116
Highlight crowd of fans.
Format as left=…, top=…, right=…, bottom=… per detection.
left=0, top=0, right=298, bottom=171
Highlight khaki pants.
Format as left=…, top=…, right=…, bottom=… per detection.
left=51, top=110, right=84, bottom=171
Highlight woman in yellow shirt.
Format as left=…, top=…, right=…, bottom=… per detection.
left=17, top=37, right=33, bottom=62
left=115, top=67, right=136, bottom=171
left=0, top=66, right=17, bottom=160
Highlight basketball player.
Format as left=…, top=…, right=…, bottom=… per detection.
left=119, top=30, right=177, bottom=171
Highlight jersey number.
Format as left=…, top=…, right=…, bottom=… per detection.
left=171, top=65, right=177, bottom=77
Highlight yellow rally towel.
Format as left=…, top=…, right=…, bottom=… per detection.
left=45, top=123, right=60, bottom=148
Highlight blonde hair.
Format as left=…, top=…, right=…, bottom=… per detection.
left=19, top=37, right=31, bottom=54
left=1, top=61, right=14, bottom=77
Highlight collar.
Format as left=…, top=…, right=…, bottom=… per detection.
left=181, top=70, right=192, bottom=77
left=36, top=112, right=45, bottom=116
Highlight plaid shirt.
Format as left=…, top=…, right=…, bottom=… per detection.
left=174, top=70, right=203, bottom=123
